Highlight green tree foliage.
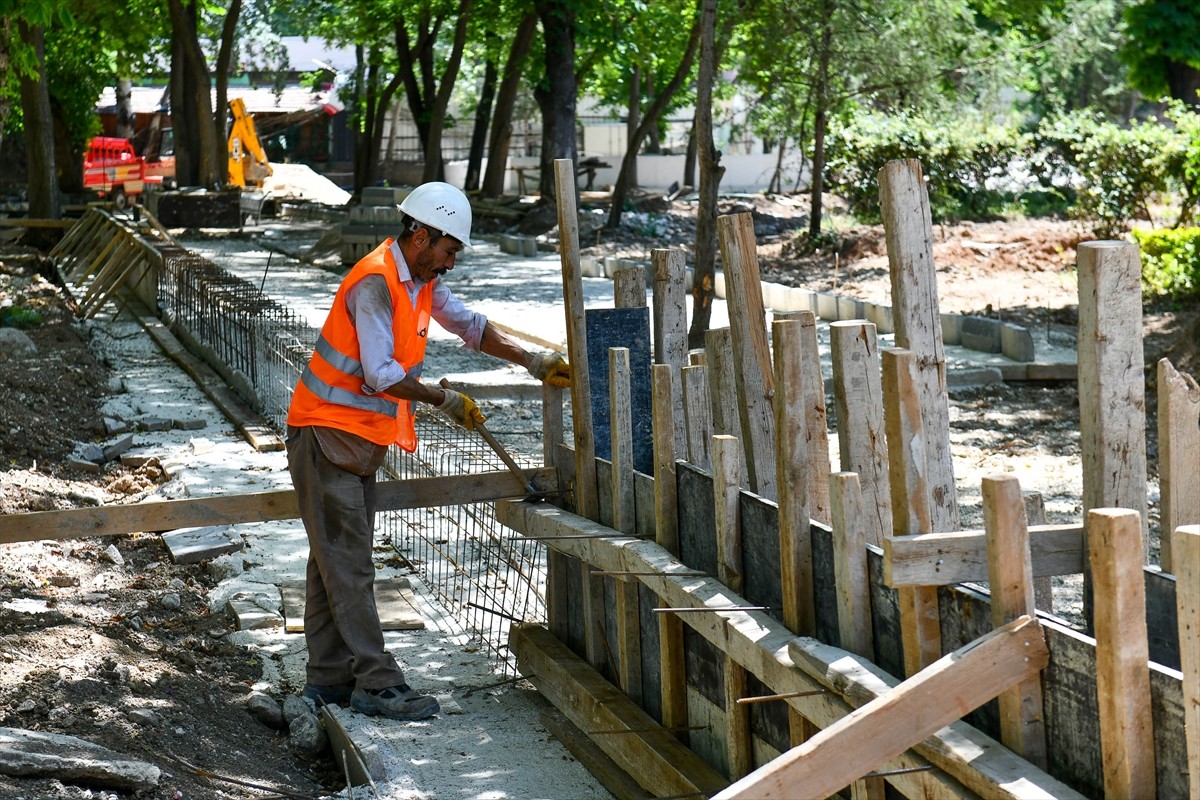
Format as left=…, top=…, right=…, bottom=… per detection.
left=1131, top=226, right=1200, bottom=299
left=1122, top=0, right=1200, bottom=106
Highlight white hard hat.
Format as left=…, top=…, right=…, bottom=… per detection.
left=398, top=181, right=473, bottom=247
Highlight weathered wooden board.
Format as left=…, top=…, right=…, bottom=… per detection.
left=638, top=583, right=663, bottom=723
left=866, top=547, right=904, bottom=678
left=811, top=523, right=841, bottom=646
left=739, top=495, right=782, bottom=614
left=678, top=463, right=718, bottom=576
left=684, top=626, right=725, bottom=708
left=744, top=672, right=790, bottom=755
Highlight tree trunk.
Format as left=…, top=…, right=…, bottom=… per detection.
left=535, top=0, right=578, bottom=206
left=168, top=0, right=221, bottom=188
left=351, top=44, right=367, bottom=193
left=606, top=16, right=701, bottom=230
left=684, top=122, right=697, bottom=187
left=808, top=15, right=832, bottom=238
left=115, top=78, right=135, bottom=140
left=465, top=45, right=498, bottom=192
left=687, top=0, right=723, bottom=349
left=421, top=0, right=474, bottom=184
left=214, top=0, right=243, bottom=161
left=52, top=98, right=83, bottom=194
left=1167, top=61, right=1200, bottom=109
left=626, top=65, right=640, bottom=186
left=482, top=11, right=538, bottom=197
left=17, top=21, right=59, bottom=220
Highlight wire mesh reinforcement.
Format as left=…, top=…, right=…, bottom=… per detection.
left=156, top=246, right=546, bottom=674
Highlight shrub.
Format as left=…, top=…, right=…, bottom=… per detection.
left=1130, top=227, right=1200, bottom=300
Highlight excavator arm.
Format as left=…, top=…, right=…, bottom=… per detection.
left=227, top=98, right=273, bottom=188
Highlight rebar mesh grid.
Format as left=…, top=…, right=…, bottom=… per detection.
left=156, top=247, right=546, bottom=673
left=379, top=409, right=546, bottom=674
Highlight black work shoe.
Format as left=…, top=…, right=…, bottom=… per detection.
left=302, top=681, right=355, bottom=707
left=351, top=684, right=440, bottom=721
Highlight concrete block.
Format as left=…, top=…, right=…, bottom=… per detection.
left=227, top=593, right=282, bottom=631
left=580, top=257, right=601, bottom=278
left=761, top=281, right=784, bottom=310
left=960, top=316, right=1002, bottom=353
left=946, top=366, right=1005, bottom=388
left=941, top=314, right=963, bottom=345
left=837, top=295, right=865, bottom=321
left=815, top=292, right=838, bottom=321
left=713, top=270, right=726, bottom=300
left=793, top=288, right=816, bottom=314
left=104, top=417, right=131, bottom=435
left=521, top=237, right=538, bottom=257
left=137, top=417, right=172, bottom=432
left=1001, top=322, right=1036, bottom=362
left=68, top=456, right=102, bottom=474
left=684, top=268, right=695, bottom=294
left=866, top=302, right=894, bottom=334
left=161, top=526, right=243, bottom=565
left=102, top=433, right=135, bottom=462
left=173, top=416, right=207, bottom=431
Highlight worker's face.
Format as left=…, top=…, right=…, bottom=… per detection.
left=409, top=228, right=464, bottom=283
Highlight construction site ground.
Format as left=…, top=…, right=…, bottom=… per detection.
left=0, top=195, right=1197, bottom=799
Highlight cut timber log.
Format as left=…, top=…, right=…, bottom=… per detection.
left=1158, top=359, right=1200, bottom=571
left=496, top=500, right=1085, bottom=800
left=715, top=616, right=1048, bottom=800
left=0, top=468, right=558, bottom=545
left=510, top=623, right=728, bottom=799
left=1174, top=525, right=1200, bottom=800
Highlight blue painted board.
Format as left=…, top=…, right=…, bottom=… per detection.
left=585, top=308, right=653, bottom=474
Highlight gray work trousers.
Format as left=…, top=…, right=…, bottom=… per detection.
left=286, top=425, right=406, bottom=689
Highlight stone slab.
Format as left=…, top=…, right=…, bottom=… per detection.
left=161, top=525, right=243, bottom=564
left=280, top=578, right=425, bottom=633
left=0, top=726, right=160, bottom=791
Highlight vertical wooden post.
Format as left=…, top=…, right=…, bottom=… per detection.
left=1088, top=507, right=1155, bottom=797
left=830, top=471, right=884, bottom=800
left=543, top=383, right=568, bottom=640
left=1159, top=359, right=1200, bottom=572
left=609, top=347, right=635, bottom=535
left=613, top=265, right=647, bottom=308
left=773, top=318, right=813, bottom=637
left=653, top=248, right=689, bottom=455
left=1173, top=524, right=1200, bottom=800
left=717, top=213, right=777, bottom=500
left=712, top=432, right=751, bottom=779
left=652, top=364, right=680, bottom=554
left=706, top=327, right=749, bottom=480
left=878, top=159, right=959, bottom=533
left=881, top=348, right=941, bottom=675
left=982, top=474, right=1048, bottom=768
left=713, top=434, right=744, bottom=593
left=830, top=320, right=892, bottom=547
left=1022, top=491, right=1054, bottom=612
left=682, top=364, right=713, bottom=471
left=797, top=312, right=831, bottom=524
left=553, top=158, right=598, bottom=522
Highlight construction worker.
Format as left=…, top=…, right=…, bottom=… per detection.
left=285, top=181, right=570, bottom=721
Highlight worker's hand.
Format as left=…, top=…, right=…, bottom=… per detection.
left=437, top=389, right=486, bottom=431
left=528, top=353, right=571, bottom=388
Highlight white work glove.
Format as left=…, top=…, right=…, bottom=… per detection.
left=528, top=352, right=571, bottom=388
left=437, top=389, right=486, bottom=430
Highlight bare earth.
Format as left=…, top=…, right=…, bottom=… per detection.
left=1, top=195, right=1198, bottom=798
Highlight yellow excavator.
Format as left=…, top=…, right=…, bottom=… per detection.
left=227, top=97, right=272, bottom=188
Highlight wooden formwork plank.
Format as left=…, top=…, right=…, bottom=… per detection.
left=717, top=213, right=776, bottom=500
left=1077, top=241, right=1148, bottom=557
left=553, top=158, right=598, bottom=522
left=651, top=248, right=688, bottom=456
left=831, top=473, right=873, bottom=659
left=496, top=500, right=1085, bottom=800
left=0, top=468, right=557, bottom=546
left=881, top=348, right=941, bottom=675
left=658, top=610, right=689, bottom=741
left=1174, top=524, right=1200, bottom=800
left=681, top=364, right=713, bottom=470
left=717, top=616, right=1048, bottom=800
left=616, top=577, right=643, bottom=704
left=610, top=348, right=635, bottom=535
left=713, top=435, right=743, bottom=594
left=771, top=318, right=813, bottom=637
left=613, top=266, right=646, bottom=308
left=704, top=327, right=747, bottom=479
left=878, top=159, right=959, bottom=533
left=1159, top=360, right=1200, bottom=572
left=651, top=365, right=680, bottom=555
left=511, top=623, right=729, bottom=799
left=49, top=209, right=101, bottom=263
left=1088, top=508, right=1156, bottom=797
left=830, top=320, right=892, bottom=547
left=1022, top=492, right=1055, bottom=612
left=796, top=311, right=831, bottom=523
left=55, top=211, right=108, bottom=277
left=982, top=475, right=1048, bottom=768
left=885, top=524, right=1084, bottom=586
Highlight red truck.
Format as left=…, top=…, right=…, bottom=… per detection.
left=82, top=136, right=163, bottom=208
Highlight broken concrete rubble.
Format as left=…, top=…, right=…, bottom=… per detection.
left=0, top=727, right=161, bottom=791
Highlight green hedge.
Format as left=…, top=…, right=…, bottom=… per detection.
left=1130, top=227, right=1200, bottom=300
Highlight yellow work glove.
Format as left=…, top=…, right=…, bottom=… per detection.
left=528, top=352, right=571, bottom=388
left=437, top=389, right=486, bottom=430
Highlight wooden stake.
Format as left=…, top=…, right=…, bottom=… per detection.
left=878, top=159, right=959, bottom=533
left=714, top=616, right=1048, bottom=800
left=610, top=347, right=635, bottom=535
left=830, top=320, right=892, bottom=546
left=982, top=474, right=1048, bottom=769
left=705, top=327, right=748, bottom=480
left=658, top=610, right=689, bottom=744
left=796, top=312, right=831, bottom=522
left=717, top=213, right=777, bottom=500
left=1173, top=524, right=1200, bottom=800
left=1158, top=359, right=1200, bottom=572
left=613, top=265, right=647, bottom=308
left=652, top=364, right=680, bottom=555
left=881, top=348, right=941, bottom=675
left=616, top=576, right=643, bottom=704
left=772, top=318, right=813, bottom=637
left=1088, top=507, right=1155, bottom=797
left=1022, top=491, right=1055, bottom=613
left=681, top=365, right=713, bottom=471
left=553, top=158, right=598, bottom=522
left=713, top=434, right=743, bottom=594
left=831, top=472, right=873, bottom=659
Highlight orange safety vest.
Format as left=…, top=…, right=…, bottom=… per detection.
left=287, top=239, right=433, bottom=451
